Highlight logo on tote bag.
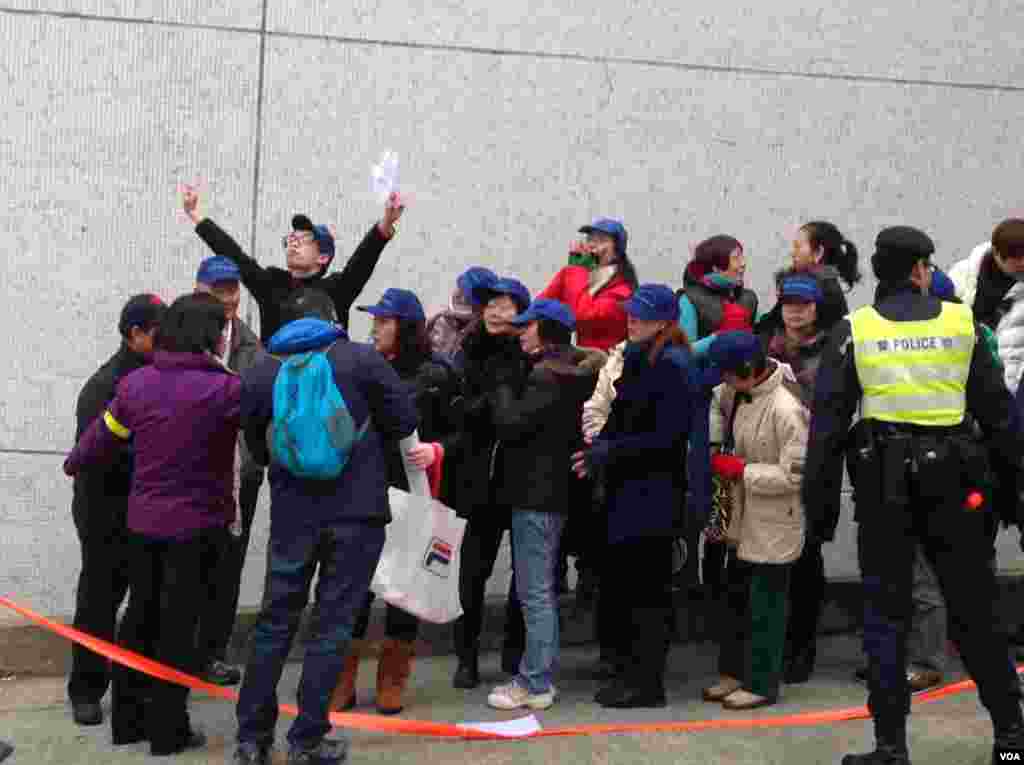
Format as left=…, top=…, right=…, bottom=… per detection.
left=423, top=538, right=453, bottom=578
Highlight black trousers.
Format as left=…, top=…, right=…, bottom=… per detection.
left=196, top=476, right=262, bottom=665
left=604, top=537, right=673, bottom=689
left=111, top=527, right=223, bottom=747
left=785, top=540, right=826, bottom=665
left=454, top=513, right=523, bottom=659
left=68, top=492, right=132, bottom=704
left=353, top=595, right=419, bottom=642
left=859, top=491, right=1021, bottom=731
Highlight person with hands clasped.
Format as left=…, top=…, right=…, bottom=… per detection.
left=572, top=284, right=698, bottom=709
left=703, top=332, right=809, bottom=712
left=181, top=184, right=405, bottom=340
left=447, top=278, right=533, bottom=689
left=485, top=299, right=604, bottom=711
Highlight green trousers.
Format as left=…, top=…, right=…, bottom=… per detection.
left=718, top=559, right=792, bottom=699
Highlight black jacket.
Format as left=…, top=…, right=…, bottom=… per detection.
left=384, top=352, right=462, bottom=500
left=801, top=282, right=1024, bottom=541
left=754, top=265, right=850, bottom=338
left=195, top=218, right=391, bottom=342
left=71, top=345, right=149, bottom=531
left=489, top=346, right=603, bottom=514
left=442, top=325, right=529, bottom=519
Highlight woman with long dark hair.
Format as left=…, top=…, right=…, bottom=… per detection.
left=756, top=221, right=861, bottom=337
left=64, top=293, right=241, bottom=756
left=329, top=288, right=461, bottom=715
left=572, top=284, right=699, bottom=708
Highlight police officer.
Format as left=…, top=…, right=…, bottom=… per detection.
left=802, top=226, right=1024, bottom=765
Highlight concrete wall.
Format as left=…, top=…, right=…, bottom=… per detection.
left=2, top=2, right=1024, bottom=620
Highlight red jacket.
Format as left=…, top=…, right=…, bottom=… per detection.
left=539, top=266, right=633, bottom=351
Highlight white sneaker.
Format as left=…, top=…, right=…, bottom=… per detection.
left=487, top=680, right=556, bottom=710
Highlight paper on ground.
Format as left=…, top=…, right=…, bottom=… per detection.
left=456, top=715, right=542, bottom=738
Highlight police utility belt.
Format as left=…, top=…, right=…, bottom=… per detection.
left=844, top=419, right=994, bottom=509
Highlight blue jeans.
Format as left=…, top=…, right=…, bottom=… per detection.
left=236, top=521, right=385, bottom=750
left=511, top=511, right=566, bottom=694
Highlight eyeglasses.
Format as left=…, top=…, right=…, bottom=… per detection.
left=282, top=232, right=316, bottom=249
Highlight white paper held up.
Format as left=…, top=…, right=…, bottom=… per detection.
left=370, top=151, right=400, bottom=203
left=455, top=715, right=543, bottom=738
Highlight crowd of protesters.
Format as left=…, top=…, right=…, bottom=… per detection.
left=58, top=185, right=1024, bottom=765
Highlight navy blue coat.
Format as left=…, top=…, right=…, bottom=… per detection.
left=589, top=342, right=699, bottom=545
left=241, top=337, right=418, bottom=531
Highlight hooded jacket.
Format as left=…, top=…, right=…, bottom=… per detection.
left=490, top=345, right=604, bottom=513
left=539, top=265, right=633, bottom=351
left=195, top=218, right=391, bottom=342
left=948, top=241, right=1024, bottom=394
left=65, top=352, right=242, bottom=540
left=240, top=320, right=418, bottom=530
left=710, top=362, right=808, bottom=564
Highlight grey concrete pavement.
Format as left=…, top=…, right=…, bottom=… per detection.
left=0, top=635, right=1007, bottom=765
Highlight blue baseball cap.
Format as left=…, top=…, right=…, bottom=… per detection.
left=292, top=214, right=336, bottom=261
left=457, top=267, right=498, bottom=308
left=930, top=268, right=957, bottom=301
left=510, top=298, right=577, bottom=331
left=357, top=288, right=426, bottom=322
left=623, top=284, right=679, bottom=322
left=708, top=331, right=763, bottom=373
left=779, top=273, right=824, bottom=304
left=580, top=218, right=628, bottom=257
left=473, top=277, right=532, bottom=313
left=195, top=256, right=241, bottom=285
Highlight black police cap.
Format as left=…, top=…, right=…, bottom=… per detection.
left=874, top=226, right=935, bottom=261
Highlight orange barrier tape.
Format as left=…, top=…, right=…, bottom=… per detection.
left=0, top=595, right=1004, bottom=740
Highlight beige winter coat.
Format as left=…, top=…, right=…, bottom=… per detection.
left=581, top=340, right=626, bottom=440
left=710, top=362, right=809, bottom=565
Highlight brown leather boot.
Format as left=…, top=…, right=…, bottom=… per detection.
left=376, top=639, right=415, bottom=715
left=329, top=640, right=365, bottom=711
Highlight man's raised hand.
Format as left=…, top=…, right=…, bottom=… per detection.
left=181, top=184, right=203, bottom=225
left=378, top=191, right=405, bottom=238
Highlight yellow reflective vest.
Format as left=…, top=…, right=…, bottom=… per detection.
left=849, top=302, right=975, bottom=426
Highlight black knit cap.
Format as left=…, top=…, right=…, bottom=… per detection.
left=118, top=293, right=166, bottom=337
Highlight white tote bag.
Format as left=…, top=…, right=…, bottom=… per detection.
left=370, top=433, right=466, bottom=624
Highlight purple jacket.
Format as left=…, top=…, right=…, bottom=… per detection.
left=64, top=351, right=241, bottom=540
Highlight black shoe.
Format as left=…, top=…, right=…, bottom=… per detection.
left=453, top=657, right=480, bottom=689
left=841, top=745, right=911, bottom=764
left=234, top=743, right=272, bottom=765
left=597, top=684, right=666, bottom=709
left=72, top=700, right=103, bottom=726
left=593, top=677, right=626, bottom=706
left=111, top=725, right=148, bottom=746
left=994, top=722, right=1024, bottom=764
left=203, top=659, right=242, bottom=686
left=784, top=655, right=815, bottom=685
left=0, top=741, right=13, bottom=764
left=594, top=658, right=618, bottom=680
left=287, top=738, right=348, bottom=765
left=150, top=729, right=206, bottom=757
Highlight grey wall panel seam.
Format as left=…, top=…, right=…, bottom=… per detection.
left=2, top=5, right=1022, bottom=93
left=245, top=0, right=270, bottom=328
